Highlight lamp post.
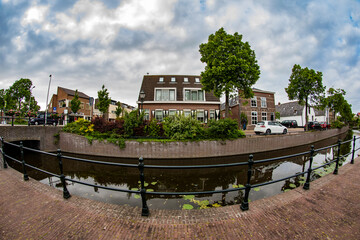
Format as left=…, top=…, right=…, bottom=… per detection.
left=139, top=90, right=145, bottom=112
left=45, top=74, right=52, bottom=125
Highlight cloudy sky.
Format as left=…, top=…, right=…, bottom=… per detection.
left=1, top=0, right=359, bottom=113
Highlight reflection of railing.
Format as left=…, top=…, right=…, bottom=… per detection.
left=1, top=135, right=359, bottom=216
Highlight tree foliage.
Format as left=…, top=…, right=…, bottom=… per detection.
left=285, top=64, right=325, bottom=130
left=7, top=78, right=33, bottom=113
left=97, top=85, right=111, bottom=117
left=115, top=102, right=122, bottom=118
left=70, top=90, right=81, bottom=114
left=199, top=27, right=260, bottom=118
left=321, top=88, right=352, bottom=123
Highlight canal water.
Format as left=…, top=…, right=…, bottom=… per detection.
left=5, top=130, right=360, bottom=210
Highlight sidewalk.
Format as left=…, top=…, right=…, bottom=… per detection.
left=0, top=158, right=359, bottom=239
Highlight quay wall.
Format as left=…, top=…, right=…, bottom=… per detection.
left=59, top=127, right=349, bottom=159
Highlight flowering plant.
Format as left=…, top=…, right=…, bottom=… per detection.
left=26, top=111, right=37, bottom=117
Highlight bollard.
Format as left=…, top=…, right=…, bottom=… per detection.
left=351, top=136, right=356, bottom=164
left=303, top=145, right=314, bottom=190
left=138, top=157, right=149, bottom=216
left=20, top=141, right=29, bottom=181
left=333, top=140, right=341, bottom=175
left=240, top=154, right=254, bottom=211
left=57, top=149, right=71, bottom=199
left=1, top=137, right=8, bottom=169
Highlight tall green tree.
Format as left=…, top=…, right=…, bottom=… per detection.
left=199, top=27, right=260, bottom=118
left=7, top=78, right=33, bottom=114
left=285, top=64, right=325, bottom=131
left=321, top=88, right=352, bottom=123
left=22, top=96, right=40, bottom=114
left=70, top=90, right=81, bottom=114
left=115, top=102, right=122, bottom=118
left=97, top=85, right=111, bottom=118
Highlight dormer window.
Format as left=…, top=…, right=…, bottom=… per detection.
left=184, top=77, right=189, bottom=83
left=184, top=89, right=204, bottom=101
left=171, top=77, right=176, bottom=82
left=195, top=77, right=200, bottom=83
left=159, top=77, right=164, bottom=82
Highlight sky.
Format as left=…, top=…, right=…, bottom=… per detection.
left=1, top=0, right=359, bottom=113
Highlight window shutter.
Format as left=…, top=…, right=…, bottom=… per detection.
left=205, top=110, right=208, bottom=123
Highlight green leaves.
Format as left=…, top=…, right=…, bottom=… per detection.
left=97, top=85, right=111, bottom=117
left=70, top=90, right=81, bottom=114
left=199, top=27, right=260, bottom=118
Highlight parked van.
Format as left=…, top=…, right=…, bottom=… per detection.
left=28, top=112, right=58, bottom=126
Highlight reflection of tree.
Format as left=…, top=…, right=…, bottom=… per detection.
left=4, top=131, right=353, bottom=207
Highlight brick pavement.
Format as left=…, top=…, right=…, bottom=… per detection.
left=0, top=158, right=360, bottom=239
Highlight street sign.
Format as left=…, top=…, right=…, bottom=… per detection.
left=53, top=107, right=56, bottom=112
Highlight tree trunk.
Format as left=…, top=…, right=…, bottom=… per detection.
left=225, top=91, right=230, bottom=118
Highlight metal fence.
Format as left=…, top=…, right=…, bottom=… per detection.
left=1, top=135, right=359, bottom=216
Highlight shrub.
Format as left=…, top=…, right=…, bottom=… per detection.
left=92, top=117, right=124, bottom=134
left=331, top=120, right=345, bottom=129
left=162, top=114, right=205, bottom=140
left=145, top=119, right=164, bottom=138
left=206, top=118, right=245, bottom=139
left=123, top=110, right=145, bottom=137
left=63, top=118, right=94, bottom=135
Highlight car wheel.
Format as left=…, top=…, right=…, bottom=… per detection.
left=283, top=129, right=287, bottom=134
left=266, top=129, right=271, bottom=135
left=35, top=121, right=38, bottom=125
left=255, top=132, right=260, bottom=135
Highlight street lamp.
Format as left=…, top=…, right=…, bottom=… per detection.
left=139, top=90, right=145, bottom=112
left=45, top=74, right=52, bottom=125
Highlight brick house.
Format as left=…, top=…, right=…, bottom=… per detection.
left=93, top=99, right=135, bottom=121
left=137, top=75, right=221, bottom=122
left=222, top=88, right=276, bottom=130
left=48, top=87, right=92, bottom=123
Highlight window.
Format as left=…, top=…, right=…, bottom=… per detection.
left=251, top=111, right=258, bottom=125
left=155, top=89, right=176, bottom=101
left=184, top=77, right=189, bottom=83
left=159, top=77, right=164, bottom=82
left=169, top=109, right=177, bottom=117
left=197, top=110, right=204, bottom=122
left=262, top=112, right=267, bottom=121
left=195, top=77, right=200, bottom=83
left=144, top=109, right=149, bottom=120
left=261, top=97, right=267, bottom=108
left=155, top=110, right=163, bottom=121
left=183, top=110, right=191, bottom=118
left=251, top=97, right=257, bottom=107
left=184, top=89, right=204, bottom=101
left=59, top=100, right=66, bottom=108
left=209, top=110, right=215, bottom=120
left=171, top=77, right=176, bottom=82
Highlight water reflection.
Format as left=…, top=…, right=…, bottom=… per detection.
left=5, top=130, right=359, bottom=210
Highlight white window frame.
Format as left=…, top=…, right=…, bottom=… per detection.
left=183, top=109, right=191, bottom=118
left=159, top=77, right=164, bottom=82
left=155, top=109, right=163, bottom=121
left=261, top=97, right=267, bottom=108
left=251, top=97, right=257, bottom=107
left=195, top=77, right=200, bottom=83
left=197, top=110, right=205, bottom=122
left=184, top=77, right=189, bottom=83
left=262, top=112, right=267, bottom=121
left=171, top=77, right=176, bottom=82
left=154, top=88, right=176, bottom=101
left=144, top=109, right=150, bottom=120
left=184, top=88, right=205, bottom=101
left=209, top=110, right=215, bottom=120
left=251, top=111, right=258, bottom=125
left=169, top=109, right=177, bottom=117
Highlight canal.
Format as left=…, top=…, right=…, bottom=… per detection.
left=5, top=130, right=360, bottom=210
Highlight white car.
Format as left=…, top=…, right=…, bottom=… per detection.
left=254, top=121, right=288, bottom=135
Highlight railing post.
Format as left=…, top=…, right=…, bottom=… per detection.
left=1, top=137, right=8, bottom=169
left=351, top=136, right=356, bottom=164
left=57, top=149, right=71, bottom=199
left=303, top=145, right=314, bottom=190
left=241, top=154, right=254, bottom=211
left=333, top=140, right=341, bottom=175
left=20, top=141, right=29, bottom=181
left=138, top=157, right=149, bottom=216
left=28, top=116, right=30, bottom=126
left=11, top=115, right=14, bottom=126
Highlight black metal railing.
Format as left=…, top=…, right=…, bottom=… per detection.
left=1, top=135, right=359, bottom=217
